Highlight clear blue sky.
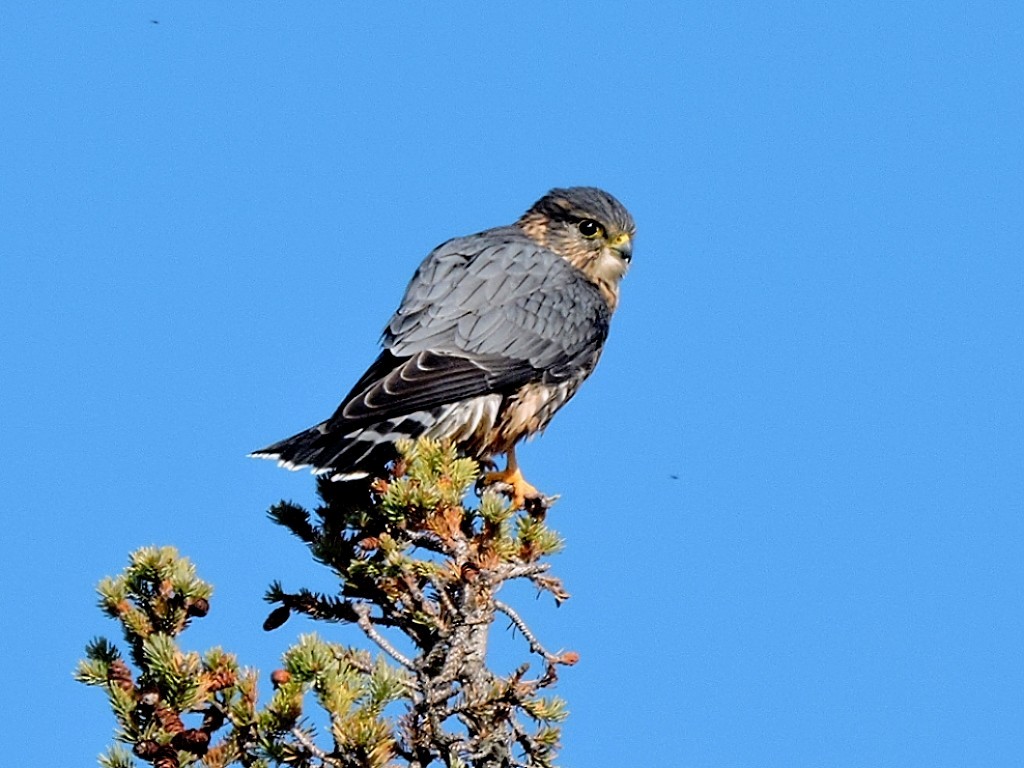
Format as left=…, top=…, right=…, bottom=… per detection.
left=2, top=2, right=1022, bottom=765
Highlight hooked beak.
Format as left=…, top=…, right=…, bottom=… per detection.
left=611, top=232, right=633, bottom=262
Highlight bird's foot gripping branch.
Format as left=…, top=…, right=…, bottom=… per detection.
left=78, top=438, right=577, bottom=768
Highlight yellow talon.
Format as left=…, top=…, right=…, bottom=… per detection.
left=482, top=448, right=540, bottom=510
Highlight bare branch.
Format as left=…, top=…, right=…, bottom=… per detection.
left=494, top=600, right=562, bottom=665
left=291, top=726, right=342, bottom=767
left=354, top=603, right=414, bottom=670
left=496, top=562, right=551, bottom=580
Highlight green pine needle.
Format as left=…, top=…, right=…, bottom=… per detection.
left=98, top=745, right=137, bottom=768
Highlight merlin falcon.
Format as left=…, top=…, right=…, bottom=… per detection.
left=251, top=187, right=635, bottom=507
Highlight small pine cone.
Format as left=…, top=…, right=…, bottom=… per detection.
left=133, top=740, right=160, bottom=758
left=107, top=659, right=134, bottom=691
left=518, top=541, right=538, bottom=562
left=270, top=668, right=291, bottom=688
left=204, top=668, right=236, bottom=691
left=187, top=597, right=210, bottom=617
left=263, top=605, right=291, bottom=631
left=356, top=536, right=380, bottom=552
left=201, top=744, right=227, bottom=768
left=557, top=651, right=580, bottom=666
left=153, top=745, right=180, bottom=768
left=153, top=703, right=185, bottom=734
left=171, top=728, right=210, bottom=754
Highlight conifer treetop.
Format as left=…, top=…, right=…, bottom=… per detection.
left=79, top=438, right=576, bottom=768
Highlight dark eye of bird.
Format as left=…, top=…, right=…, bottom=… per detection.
left=577, top=219, right=603, bottom=238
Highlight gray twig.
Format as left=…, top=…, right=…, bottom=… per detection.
left=291, top=726, right=341, bottom=766
left=494, top=600, right=561, bottom=664
left=354, top=603, right=414, bottom=669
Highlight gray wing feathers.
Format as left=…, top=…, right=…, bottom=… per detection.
left=339, top=351, right=521, bottom=423
left=323, top=227, right=610, bottom=431
left=385, top=227, right=610, bottom=373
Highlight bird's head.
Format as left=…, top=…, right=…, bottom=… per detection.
left=517, top=186, right=636, bottom=310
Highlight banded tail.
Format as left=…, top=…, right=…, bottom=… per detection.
left=249, top=411, right=433, bottom=481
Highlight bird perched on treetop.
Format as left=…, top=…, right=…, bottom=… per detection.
left=251, top=187, right=635, bottom=508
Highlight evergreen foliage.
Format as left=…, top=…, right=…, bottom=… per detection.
left=78, top=438, right=576, bottom=768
